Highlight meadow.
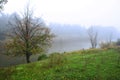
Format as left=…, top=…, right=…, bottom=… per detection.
left=0, top=48, right=120, bottom=80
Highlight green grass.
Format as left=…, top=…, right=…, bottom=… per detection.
left=0, top=48, right=120, bottom=80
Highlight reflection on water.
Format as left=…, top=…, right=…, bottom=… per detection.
left=49, top=38, right=90, bottom=53
left=0, top=38, right=90, bottom=67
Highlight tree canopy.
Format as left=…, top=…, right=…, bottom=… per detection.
left=5, top=5, right=54, bottom=63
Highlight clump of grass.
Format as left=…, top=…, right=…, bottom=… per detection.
left=81, top=48, right=103, bottom=54
left=0, top=67, right=16, bottom=80
left=42, top=52, right=67, bottom=68
left=38, top=54, right=48, bottom=61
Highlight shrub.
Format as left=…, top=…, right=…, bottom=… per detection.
left=38, top=54, right=48, bottom=61
left=99, top=42, right=110, bottom=49
left=116, top=39, right=120, bottom=46
left=99, top=42, right=116, bottom=49
left=43, top=52, right=67, bottom=68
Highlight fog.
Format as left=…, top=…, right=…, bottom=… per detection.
left=0, top=13, right=120, bottom=67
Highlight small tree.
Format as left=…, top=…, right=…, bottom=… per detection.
left=87, top=27, right=98, bottom=48
left=5, top=4, right=54, bottom=63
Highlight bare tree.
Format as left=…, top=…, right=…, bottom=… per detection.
left=87, top=27, right=98, bottom=48
left=5, top=4, right=54, bottom=63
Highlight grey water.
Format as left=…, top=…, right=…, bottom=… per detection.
left=48, top=37, right=90, bottom=53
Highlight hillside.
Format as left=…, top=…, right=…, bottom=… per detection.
left=0, top=48, right=120, bottom=80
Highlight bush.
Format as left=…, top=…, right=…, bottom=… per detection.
left=38, top=54, right=48, bottom=61
left=116, top=39, right=120, bottom=46
left=99, top=42, right=116, bottom=49
left=43, top=52, right=67, bottom=68
left=99, top=42, right=110, bottom=49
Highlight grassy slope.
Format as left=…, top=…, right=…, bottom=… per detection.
left=0, top=49, right=120, bottom=80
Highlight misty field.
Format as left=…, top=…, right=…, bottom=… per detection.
left=0, top=48, right=120, bottom=80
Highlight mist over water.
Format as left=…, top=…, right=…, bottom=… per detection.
left=0, top=22, right=120, bottom=67
left=0, top=0, right=120, bottom=68
left=48, top=37, right=90, bottom=53
left=0, top=18, right=120, bottom=66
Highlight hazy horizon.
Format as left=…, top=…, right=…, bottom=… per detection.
left=0, top=0, right=120, bottom=67
left=2, top=0, right=120, bottom=30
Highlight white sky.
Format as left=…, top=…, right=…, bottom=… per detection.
left=3, top=0, right=120, bottom=28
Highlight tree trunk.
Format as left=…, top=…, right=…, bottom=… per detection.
left=26, top=52, right=31, bottom=63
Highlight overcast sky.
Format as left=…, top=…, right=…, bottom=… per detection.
left=3, top=0, right=120, bottom=29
